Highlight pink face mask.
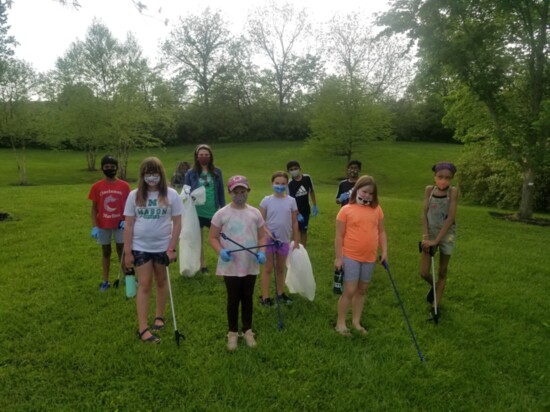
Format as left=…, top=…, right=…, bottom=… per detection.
left=198, top=157, right=210, bottom=166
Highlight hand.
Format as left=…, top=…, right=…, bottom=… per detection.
left=256, top=251, right=266, bottom=264
left=297, top=213, right=304, bottom=223
left=338, top=192, right=350, bottom=203
left=220, top=249, right=232, bottom=262
left=312, top=205, right=319, bottom=217
left=118, top=220, right=125, bottom=230
left=91, top=226, right=99, bottom=239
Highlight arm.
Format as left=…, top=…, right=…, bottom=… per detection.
left=91, top=202, right=98, bottom=227
left=334, top=219, right=346, bottom=269
left=420, top=186, right=432, bottom=251
left=259, top=207, right=275, bottom=240
left=123, top=216, right=135, bottom=269
left=423, top=187, right=458, bottom=249
left=208, top=223, right=223, bottom=254
left=167, top=215, right=182, bottom=262
left=309, top=189, right=317, bottom=208
left=378, top=218, right=388, bottom=263
left=291, top=210, right=300, bottom=248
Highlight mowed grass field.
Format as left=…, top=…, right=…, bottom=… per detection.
left=1, top=141, right=549, bottom=411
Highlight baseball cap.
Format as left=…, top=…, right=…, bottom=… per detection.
left=227, top=175, right=250, bottom=191
left=101, top=155, right=118, bottom=167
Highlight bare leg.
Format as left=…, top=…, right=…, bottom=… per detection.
left=101, top=244, right=112, bottom=282
left=419, top=251, right=432, bottom=285
left=435, top=254, right=451, bottom=306
left=261, top=251, right=274, bottom=299
left=351, top=281, right=369, bottom=330
left=275, top=253, right=287, bottom=296
left=300, top=231, right=307, bottom=248
left=153, top=262, right=168, bottom=321
left=136, top=261, right=154, bottom=339
left=336, top=280, right=358, bottom=330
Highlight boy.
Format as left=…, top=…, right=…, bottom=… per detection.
left=88, top=155, right=131, bottom=291
left=287, top=160, right=317, bottom=247
left=336, top=160, right=362, bottom=207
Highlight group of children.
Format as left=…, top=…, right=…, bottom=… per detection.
left=88, top=147, right=458, bottom=349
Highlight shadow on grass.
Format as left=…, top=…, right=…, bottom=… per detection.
left=489, top=211, right=550, bottom=227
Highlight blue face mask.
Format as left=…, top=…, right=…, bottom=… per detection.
left=273, top=184, right=286, bottom=194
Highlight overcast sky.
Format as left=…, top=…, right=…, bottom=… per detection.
left=7, top=0, right=390, bottom=73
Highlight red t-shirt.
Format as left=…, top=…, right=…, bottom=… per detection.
left=336, top=203, right=384, bottom=262
left=88, top=179, right=131, bottom=229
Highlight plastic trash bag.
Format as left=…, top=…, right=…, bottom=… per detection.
left=178, top=186, right=204, bottom=277
left=285, top=241, right=316, bottom=301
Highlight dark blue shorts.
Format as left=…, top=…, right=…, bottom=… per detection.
left=298, top=213, right=310, bottom=232
left=198, top=216, right=212, bottom=228
left=132, top=250, right=169, bottom=267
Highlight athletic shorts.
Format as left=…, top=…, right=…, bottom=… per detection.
left=97, top=228, right=124, bottom=245
left=198, top=216, right=212, bottom=228
left=343, top=256, right=375, bottom=283
left=132, top=251, right=169, bottom=267
left=298, top=214, right=310, bottom=232
left=265, top=241, right=290, bottom=257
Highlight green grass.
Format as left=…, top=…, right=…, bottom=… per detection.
left=1, top=142, right=549, bottom=411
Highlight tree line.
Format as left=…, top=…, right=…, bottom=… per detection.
left=1, top=0, right=548, bottom=218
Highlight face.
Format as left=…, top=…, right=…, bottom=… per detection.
left=434, top=169, right=453, bottom=190
left=144, top=171, right=161, bottom=186
left=347, top=165, right=360, bottom=179
left=102, top=163, right=117, bottom=178
left=288, top=166, right=300, bottom=178
left=197, top=149, right=211, bottom=166
left=356, top=185, right=374, bottom=205
left=230, top=186, right=249, bottom=205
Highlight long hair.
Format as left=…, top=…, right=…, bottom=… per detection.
left=136, top=157, right=168, bottom=207
left=192, top=144, right=220, bottom=179
left=349, top=175, right=379, bottom=208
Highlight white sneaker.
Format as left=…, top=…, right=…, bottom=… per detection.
left=243, top=329, right=257, bottom=348
left=227, top=331, right=238, bottom=351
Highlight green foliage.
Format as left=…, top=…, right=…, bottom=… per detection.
left=1, top=142, right=550, bottom=410
left=308, top=76, right=393, bottom=161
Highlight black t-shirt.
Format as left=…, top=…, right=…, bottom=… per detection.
left=336, top=179, right=355, bottom=206
left=288, top=174, right=314, bottom=215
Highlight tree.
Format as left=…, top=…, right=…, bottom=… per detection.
left=307, top=76, right=393, bottom=162
left=380, top=0, right=550, bottom=218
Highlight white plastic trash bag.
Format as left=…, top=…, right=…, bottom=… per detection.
left=285, top=241, right=316, bottom=301
left=178, top=186, right=204, bottom=277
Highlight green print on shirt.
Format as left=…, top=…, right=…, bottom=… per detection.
left=136, top=206, right=167, bottom=219
left=148, top=199, right=158, bottom=207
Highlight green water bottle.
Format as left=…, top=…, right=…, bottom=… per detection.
left=125, top=268, right=136, bottom=299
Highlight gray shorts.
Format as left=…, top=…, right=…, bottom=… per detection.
left=97, top=228, right=124, bottom=245
left=343, top=257, right=376, bottom=283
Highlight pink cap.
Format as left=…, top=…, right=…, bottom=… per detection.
left=227, top=175, right=250, bottom=191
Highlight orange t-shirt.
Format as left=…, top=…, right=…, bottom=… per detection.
left=336, top=203, right=384, bottom=262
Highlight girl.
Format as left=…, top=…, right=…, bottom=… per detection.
left=334, top=175, right=387, bottom=336
left=123, top=157, right=183, bottom=344
left=420, top=162, right=458, bottom=313
left=259, top=171, right=300, bottom=307
left=209, top=176, right=266, bottom=351
left=184, top=144, right=226, bottom=273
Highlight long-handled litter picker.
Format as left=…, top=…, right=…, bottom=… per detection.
left=166, top=265, right=185, bottom=346
left=419, top=242, right=439, bottom=324
left=381, top=260, right=427, bottom=364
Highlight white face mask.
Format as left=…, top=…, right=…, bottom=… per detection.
left=356, top=194, right=372, bottom=206
left=144, top=175, right=161, bottom=186
left=289, top=169, right=300, bottom=178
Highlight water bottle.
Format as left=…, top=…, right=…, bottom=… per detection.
left=333, top=268, right=343, bottom=295
left=125, top=267, right=137, bottom=299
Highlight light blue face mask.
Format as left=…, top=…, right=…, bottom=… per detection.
left=273, top=184, right=286, bottom=194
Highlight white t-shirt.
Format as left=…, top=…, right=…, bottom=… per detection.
left=124, top=187, right=184, bottom=253
left=211, top=204, right=265, bottom=277
left=259, top=194, right=297, bottom=243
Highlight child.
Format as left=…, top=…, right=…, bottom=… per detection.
left=184, top=144, right=226, bottom=273
left=334, top=175, right=387, bottom=336
left=286, top=160, right=318, bottom=247
left=336, top=160, right=362, bottom=206
left=123, top=157, right=183, bottom=344
left=88, top=154, right=130, bottom=291
left=259, top=171, right=300, bottom=307
left=209, top=175, right=266, bottom=351
left=171, top=161, right=190, bottom=190
left=419, top=162, right=458, bottom=313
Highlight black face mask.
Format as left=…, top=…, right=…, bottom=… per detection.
left=103, top=168, right=117, bottom=178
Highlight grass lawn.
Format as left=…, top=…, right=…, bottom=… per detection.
left=1, top=141, right=549, bottom=411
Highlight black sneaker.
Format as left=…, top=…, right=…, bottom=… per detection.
left=426, top=287, right=434, bottom=304
left=277, top=293, right=293, bottom=305
left=259, top=297, right=273, bottom=307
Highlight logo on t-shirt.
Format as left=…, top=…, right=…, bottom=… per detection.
left=295, top=186, right=308, bottom=197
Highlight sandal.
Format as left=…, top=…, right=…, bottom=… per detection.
left=334, top=327, right=352, bottom=337
left=137, top=328, right=160, bottom=344
left=151, top=317, right=165, bottom=331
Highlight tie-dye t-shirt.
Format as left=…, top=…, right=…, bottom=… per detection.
left=211, top=204, right=265, bottom=277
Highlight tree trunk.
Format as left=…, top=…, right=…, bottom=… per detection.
left=519, top=167, right=535, bottom=219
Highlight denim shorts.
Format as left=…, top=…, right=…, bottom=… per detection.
left=343, top=257, right=375, bottom=283
left=132, top=250, right=169, bottom=267
left=298, top=214, right=309, bottom=232
left=97, top=228, right=124, bottom=245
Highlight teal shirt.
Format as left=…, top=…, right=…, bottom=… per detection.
left=196, top=172, right=217, bottom=219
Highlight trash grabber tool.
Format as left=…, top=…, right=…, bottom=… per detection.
left=113, top=250, right=124, bottom=289
left=429, top=246, right=438, bottom=324
left=381, top=260, right=427, bottom=364
left=220, top=233, right=259, bottom=257
left=166, top=265, right=185, bottom=346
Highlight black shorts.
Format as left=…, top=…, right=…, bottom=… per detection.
left=198, top=216, right=212, bottom=228
left=132, top=250, right=169, bottom=267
